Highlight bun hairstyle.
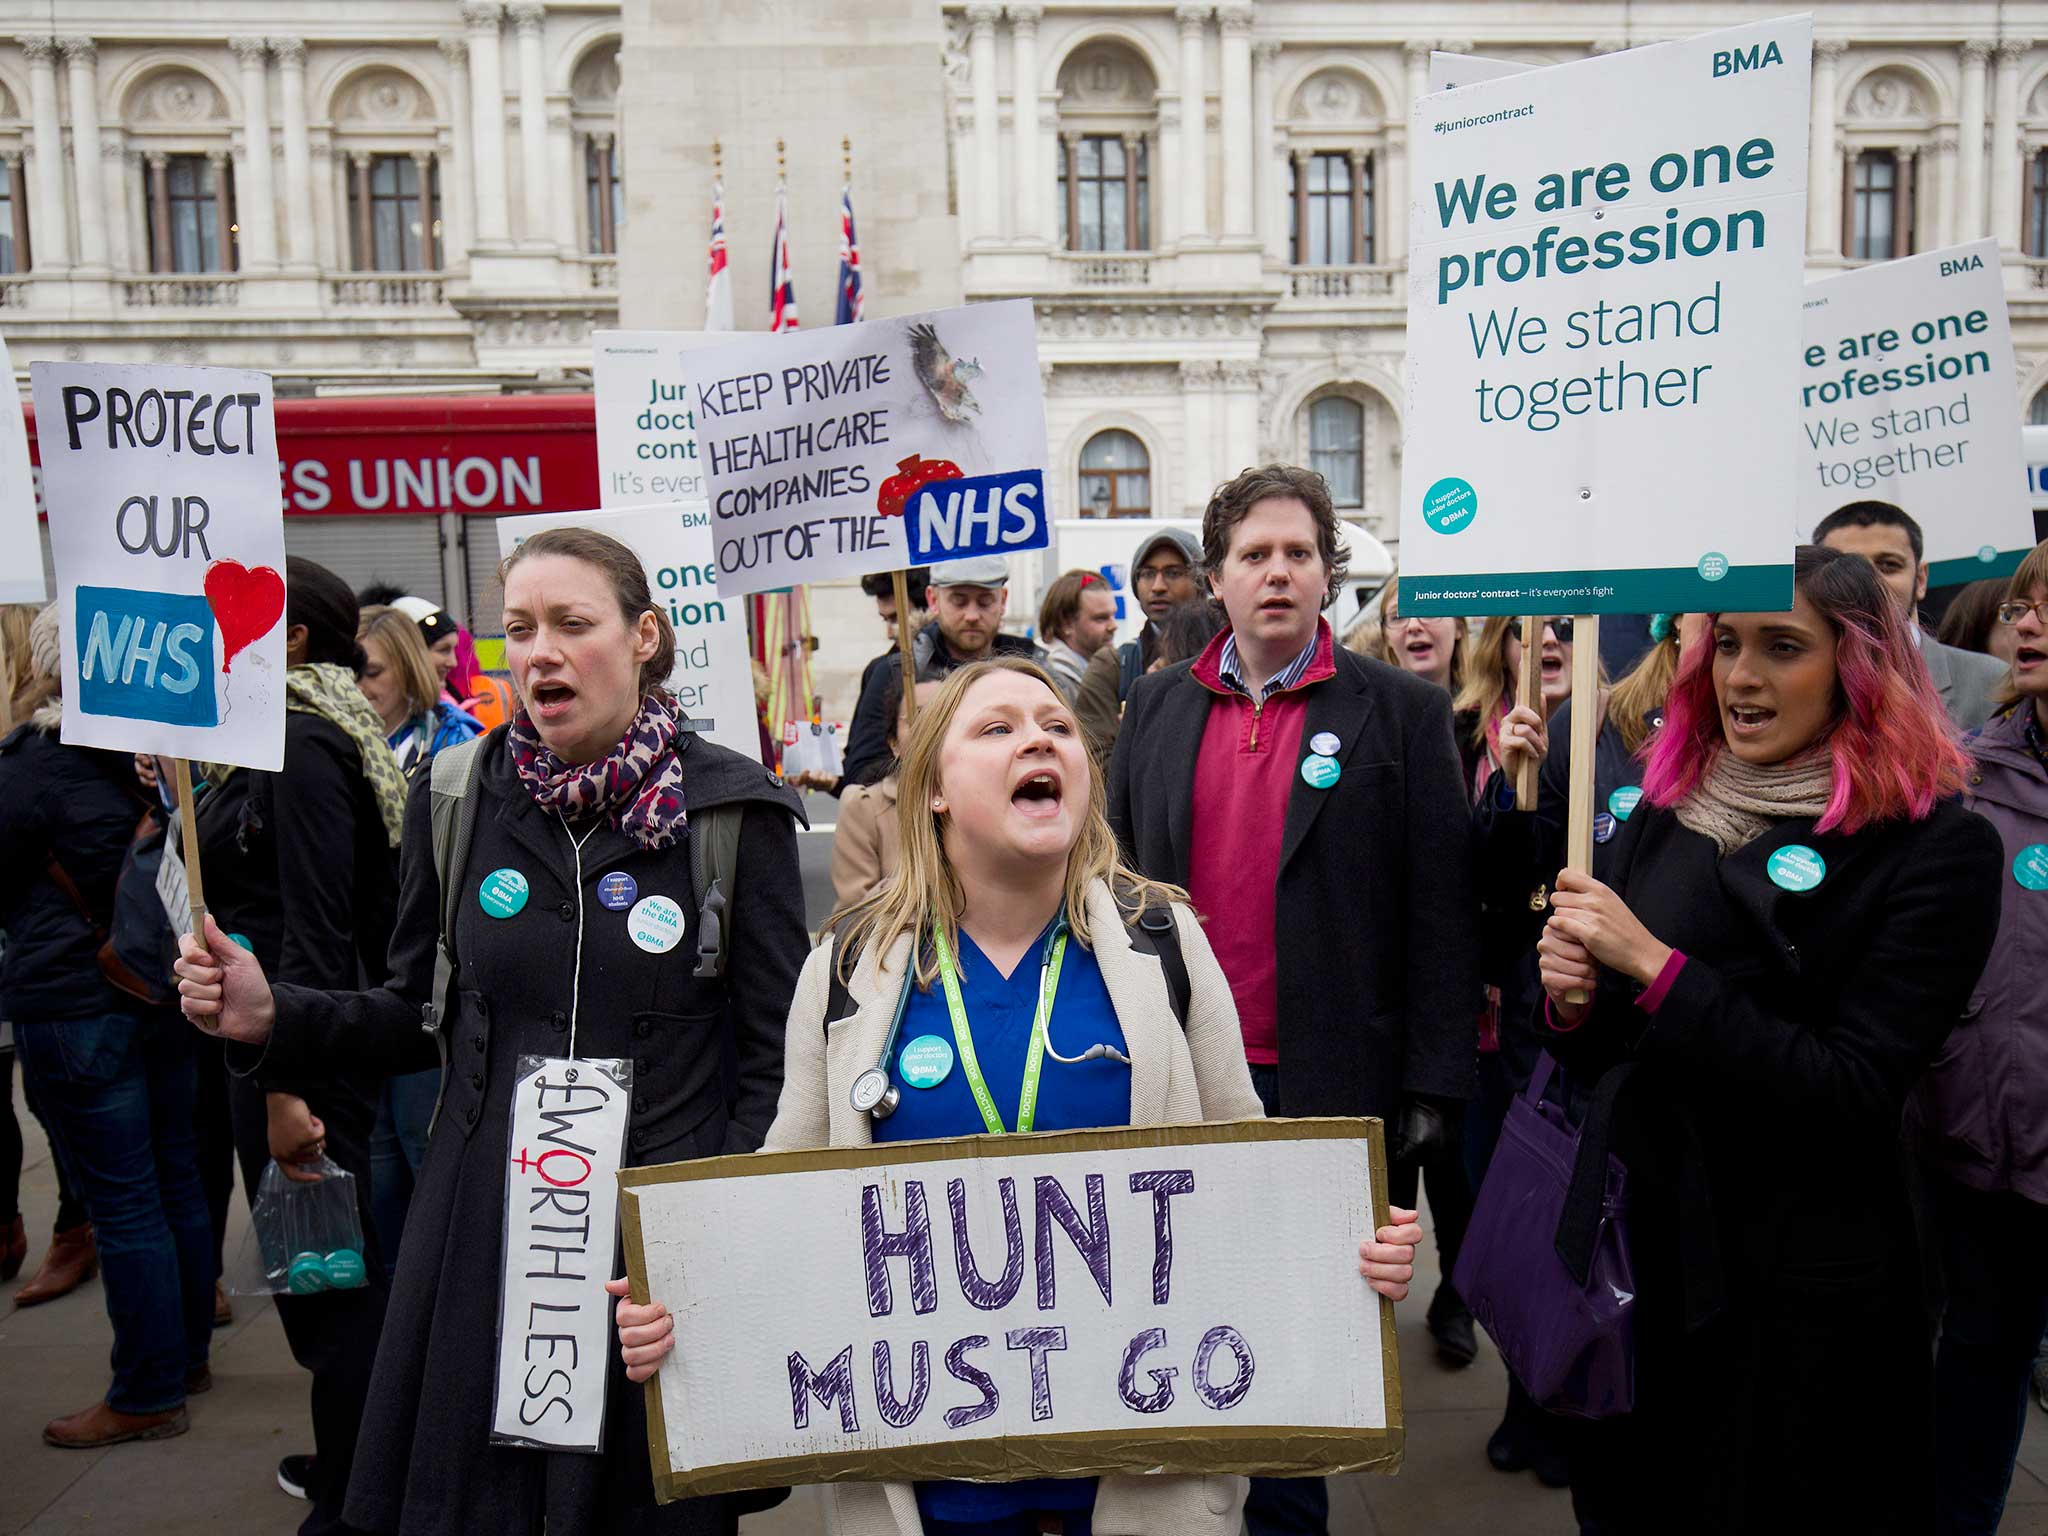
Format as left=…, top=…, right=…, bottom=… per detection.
left=286, top=556, right=368, bottom=674
left=495, top=526, right=676, bottom=695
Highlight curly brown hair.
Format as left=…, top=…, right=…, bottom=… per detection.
left=1199, top=464, right=1349, bottom=610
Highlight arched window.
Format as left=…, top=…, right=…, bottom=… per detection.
left=329, top=67, right=444, bottom=273
left=1840, top=66, right=1939, bottom=261
left=124, top=68, right=237, bottom=274
left=1308, top=397, right=1364, bottom=509
left=1079, top=430, right=1151, bottom=518
left=1055, top=42, right=1157, bottom=253
left=570, top=45, right=623, bottom=255
left=1282, top=68, right=1387, bottom=271
left=0, top=81, right=28, bottom=273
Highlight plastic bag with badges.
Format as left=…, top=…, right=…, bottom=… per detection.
left=226, top=1157, right=371, bottom=1296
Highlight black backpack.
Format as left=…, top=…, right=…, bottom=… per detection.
left=823, top=901, right=1191, bottom=1029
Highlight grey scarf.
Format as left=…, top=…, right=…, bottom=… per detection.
left=1674, top=748, right=1835, bottom=856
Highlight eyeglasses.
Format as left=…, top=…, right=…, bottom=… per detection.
left=1996, top=600, right=2048, bottom=626
left=1135, top=563, right=1193, bottom=586
left=1507, top=618, right=1575, bottom=643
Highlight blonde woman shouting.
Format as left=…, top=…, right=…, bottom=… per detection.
left=613, top=658, right=1422, bottom=1536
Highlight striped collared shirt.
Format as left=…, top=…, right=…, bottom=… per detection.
left=1216, top=628, right=1319, bottom=703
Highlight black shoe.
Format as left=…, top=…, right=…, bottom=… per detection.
left=1487, top=1413, right=1533, bottom=1473
left=1533, top=1438, right=1572, bottom=1489
left=1427, top=1289, right=1479, bottom=1369
left=277, top=1454, right=315, bottom=1501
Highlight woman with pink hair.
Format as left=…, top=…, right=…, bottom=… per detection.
left=1533, top=545, right=2003, bottom=1532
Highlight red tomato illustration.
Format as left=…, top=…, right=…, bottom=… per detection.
left=876, top=453, right=964, bottom=518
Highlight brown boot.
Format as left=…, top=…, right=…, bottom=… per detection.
left=212, top=1280, right=233, bottom=1328
left=1, top=1213, right=25, bottom=1281
left=185, top=1363, right=212, bottom=1395
left=43, top=1400, right=189, bottom=1448
left=15, top=1222, right=97, bottom=1306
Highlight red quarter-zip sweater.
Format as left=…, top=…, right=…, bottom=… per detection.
left=1183, top=619, right=1337, bottom=1064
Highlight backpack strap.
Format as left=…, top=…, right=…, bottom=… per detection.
left=690, top=803, right=745, bottom=979
left=823, top=930, right=855, bottom=1028
left=429, top=733, right=489, bottom=966
left=1116, top=639, right=1143, bottom=703
left=1126, top=899, right=1191, bottom=1031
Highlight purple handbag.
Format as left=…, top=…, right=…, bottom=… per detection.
left=1453, top=1052, right=1636, bottom=1418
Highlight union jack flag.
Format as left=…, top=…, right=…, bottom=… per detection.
left=769, top=183, right=799, bottom=333
left=705, top=177, right=733, bottom=331
left=835, top=185, right=864, bottom=324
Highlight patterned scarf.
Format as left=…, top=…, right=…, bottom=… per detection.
left=507, top=689, right=690, bottom=849
left=285, top=663, right=407, bottom=847
left=1674, top=747, right=1835, bottom=857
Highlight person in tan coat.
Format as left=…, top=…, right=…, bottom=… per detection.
left=828, top=676, right=937, bottom=913
left=615, top=657, right=1423, bottom=1536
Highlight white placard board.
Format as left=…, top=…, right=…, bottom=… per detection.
left=681, top=300, right=1051, bottom=598
left=1428, top=51, right=1537, bottom=94
left=621, top=1119, right=1399, bottom=1501
left=494, top=503, right=757, bottom=756
left=0, top=338, right=44, bottom=603
left=1800, top=238, right=2035, bottom=585
left=33, top=362, right=286, bottom=770
left=1400, top=15, right=1810, bottom=617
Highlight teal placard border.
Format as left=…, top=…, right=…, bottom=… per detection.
left=1926, top=548, right=2027, bottom=589
left=1397, top=563, right=1794, bottom=618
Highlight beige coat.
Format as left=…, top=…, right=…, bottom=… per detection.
left=829, top=776, right=901, bottom=911
left=763, top=877, right=1265, bottom=1536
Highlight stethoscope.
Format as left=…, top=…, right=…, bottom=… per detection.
left=848, top=915, right=1134, bottom=1120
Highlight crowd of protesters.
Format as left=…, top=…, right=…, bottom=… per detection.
left=4, top=458, right=2045, bottom=1536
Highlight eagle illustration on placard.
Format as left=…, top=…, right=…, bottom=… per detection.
left=908, top=322, right=984, bottom=424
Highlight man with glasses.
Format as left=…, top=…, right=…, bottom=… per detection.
left=1814, top=500, right=2008, bottom=730
left=1075, top=528, right=1203, bottom=762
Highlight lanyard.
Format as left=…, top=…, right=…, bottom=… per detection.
left=930, top=921, right=1067, bottom=1136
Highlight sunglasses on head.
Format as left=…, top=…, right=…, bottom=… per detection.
left=1506, top=618, right=1575, bottom=643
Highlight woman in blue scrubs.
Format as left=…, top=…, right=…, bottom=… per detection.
left=614, top=658, right=1423, bottom=1536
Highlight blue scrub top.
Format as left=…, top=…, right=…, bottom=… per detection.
left=874, top=919, right=1130, bottom=1527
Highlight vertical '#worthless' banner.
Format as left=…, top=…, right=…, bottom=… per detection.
left=34, top=362, right=286, bottom=770
left=1401, top=17, right=1810, bottom=617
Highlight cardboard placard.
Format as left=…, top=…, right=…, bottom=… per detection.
left=1800, top=238, right=2034, bottom=585
left=0, top=337, right=45, bottom=603
left=1400, top=15, right=1810, bottom=617
left=620, top=1117, right=1400, bottom=1502
left=33, top=362, right=286, bottom=771
left=494, top=502, right=757, bottom=759
left=1427, top=51, right=1537, bottom=94
left=681, top=299, right=1051, bottom=598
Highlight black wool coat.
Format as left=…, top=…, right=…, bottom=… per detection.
left=1107, top=643, right=1481, bottom=1119
left=1547, top=796, right=2001, bottom=1533
left=248, top=729, right=808, bottom=1536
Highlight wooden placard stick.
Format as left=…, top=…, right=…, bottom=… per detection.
left=171, top=756, right=208, bottom=937
left=892, top=569, right=918, bottom=730
left=1513, top=614, right=1543, bottom=810
left=1561, top=614, right=1602, bottom=1005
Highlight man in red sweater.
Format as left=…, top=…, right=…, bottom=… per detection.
left=1109, top=464, right=1480, bottom=1536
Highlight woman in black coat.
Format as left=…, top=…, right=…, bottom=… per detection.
left=1535, top=548, right=2003, bottom=1533
left=175, top=528, right=809, bottom=1536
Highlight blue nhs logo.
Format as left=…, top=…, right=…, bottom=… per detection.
left=76, top=585, right=218, bottom=727
left=904, top=469, right=1050, bottom=563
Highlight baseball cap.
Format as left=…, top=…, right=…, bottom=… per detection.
left=929, top=556, right=1011, bottom=589
left=1130, top=527, right=1201, bottom=572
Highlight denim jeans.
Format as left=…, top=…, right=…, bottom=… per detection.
left=368, top=1067, right=437, bottom=1280
left=1932, top=1174, right=2048, bottom=1536
left=14, top=1008, right=214, bottom=1413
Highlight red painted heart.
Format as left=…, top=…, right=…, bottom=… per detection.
left=203, top=560, right=285, bottom=674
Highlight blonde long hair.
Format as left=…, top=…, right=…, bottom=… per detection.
left=826, top=657, right=1186, bottom=985
left=1453, top=616, right=1519, bottom=751
left=1608, top=622, right=1684, bottom=756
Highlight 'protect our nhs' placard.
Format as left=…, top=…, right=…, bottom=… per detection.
left=683, top=300, right=1051, bottom=598
left=33, top=363, right=286, bottom=771
left=1400, top=16, right=1810, bottom=617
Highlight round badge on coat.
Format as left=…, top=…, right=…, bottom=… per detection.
left=1766, top=844, right=1827, bottom=893
left=1309, top=732, right=1341, bottom=757
left=1301, top=754, right=1341, bottom=790
left=478, top=868, right=530, bottom=918
left=2015, top=844, right=2048, bottom=892
left=899, top=1035, right=955, bottom=1089
left=596, top=871, right=638, bottom=911
left=627, top=894, right=685, bottom=954
left=1608, top=785, right=1644, bottom=821
left=1593, top=812, right=1617, bottom=845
